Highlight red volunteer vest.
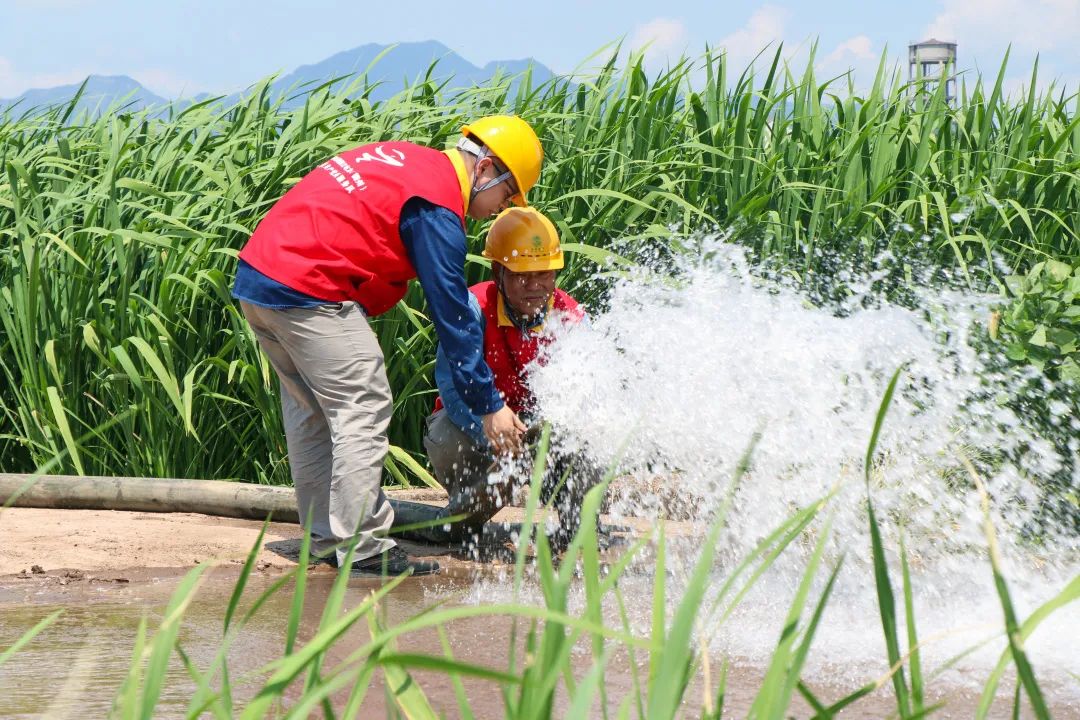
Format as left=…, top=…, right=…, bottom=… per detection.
left=239, top=141, right=465, bottom=316
left=473, top=280, right=582, bottom=415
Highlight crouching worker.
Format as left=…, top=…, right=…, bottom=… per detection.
left=232, top=116, right=544, bottom=576
left=417, top=207, right=599, bottom=549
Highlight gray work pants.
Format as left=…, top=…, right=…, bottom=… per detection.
left=422, top=410, right=512, bottom=538
left=240, top=300, right=395, bottom=564
left=423, top=409, right=601, bottom=547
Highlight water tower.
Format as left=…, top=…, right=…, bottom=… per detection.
left=909, top=39, right=957, bottom=103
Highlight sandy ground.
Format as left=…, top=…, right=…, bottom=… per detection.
left=0, top=489, right=467, bottom=578
left=0, top=507, right=307, bottom=577
left=0, top=485, right=658, bottom=580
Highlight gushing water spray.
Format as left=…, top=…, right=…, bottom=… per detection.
left=526, top=238, right=1080, bottom=694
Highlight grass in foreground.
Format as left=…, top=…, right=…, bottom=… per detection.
left=4, top=373, right=1077, bottom=718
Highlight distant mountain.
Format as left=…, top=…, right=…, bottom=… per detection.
left=0, top=75, right=169, bottom=117
left=0, top=41, right=556, bottom=117
left=235, top=40, right=554, bottom=109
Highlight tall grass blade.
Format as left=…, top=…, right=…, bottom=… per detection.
left=864, top=366, right=913, bottom=717
left=962, top=457, right=1053, bottom=719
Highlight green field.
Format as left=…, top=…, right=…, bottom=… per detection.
left=1, top=47, right=1077, bottom=485
left=2, top=46, right=1079, bottom=720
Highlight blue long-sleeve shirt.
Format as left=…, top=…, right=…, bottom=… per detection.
left=433, top=293, right=489, bottom=445
left=232, top=197, right=503, bottom=418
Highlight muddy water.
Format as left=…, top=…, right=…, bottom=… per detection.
left=0, top=565, right=1075, bottom=718
left=0, top=565, right=569, bottom=719
left=0, top=563, right=539, bottom=718
left=0, top=568, right=721, bottom=718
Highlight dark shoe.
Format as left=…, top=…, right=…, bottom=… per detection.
left=390, top=500, right=455, bottom=544
left=351, top=546, right=440, bottom=576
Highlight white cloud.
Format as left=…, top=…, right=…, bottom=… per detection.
left=629, top=17, right=689, bottom=65
left=925, top=0, right=1080, bottom=52
left=822, top=35, right=875, bottom=67
left=715, top=5, right=791, bottom=72
left=923, top=0, right=1080, bottom=95
left=0, top=57, right=93, bottom=98
left=815, top=35, right=883, bottom=84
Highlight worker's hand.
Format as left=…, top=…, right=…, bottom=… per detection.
left=482, top=405, right=527, bottom=455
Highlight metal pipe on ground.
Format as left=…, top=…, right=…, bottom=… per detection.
left=0, top=473, right=445, bottom=530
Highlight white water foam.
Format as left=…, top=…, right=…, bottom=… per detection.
left=520, top=240, right=1080, bottom=703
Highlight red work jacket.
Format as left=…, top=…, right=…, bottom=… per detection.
left=467, top=280, right=582, bottom=415
left=239, top=141, right=464, bottom=316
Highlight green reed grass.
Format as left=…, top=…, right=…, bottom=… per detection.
left=1, top=47, right=1077, bottom=483
left=6, top=374, right=1076, bottom=717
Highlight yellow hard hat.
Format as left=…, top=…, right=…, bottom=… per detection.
left=461, top=115, right=543, bottom=206
left=482, top=207, right=564, bottom=272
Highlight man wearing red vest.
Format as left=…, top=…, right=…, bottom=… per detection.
left=422, top=207, right=597, bottom=549
left=232, top=116, right=543, bottom=575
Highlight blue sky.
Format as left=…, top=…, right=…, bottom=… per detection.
left=2, top=0, right=1077, bottom=98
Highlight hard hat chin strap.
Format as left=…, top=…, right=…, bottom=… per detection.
left=458, top=137, right=513, bottom=203
left=494, top=266, right=549, bottom=338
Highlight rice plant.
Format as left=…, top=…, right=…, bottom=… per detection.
left=1, top=46, right=1076, bottom=483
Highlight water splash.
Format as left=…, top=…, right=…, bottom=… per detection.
left=524, top=238, right=1080, bottom=696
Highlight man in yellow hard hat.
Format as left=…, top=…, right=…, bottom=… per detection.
left=232, top=116, right=543, bottom=575
left=418, top=207, right=599, bottom=548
